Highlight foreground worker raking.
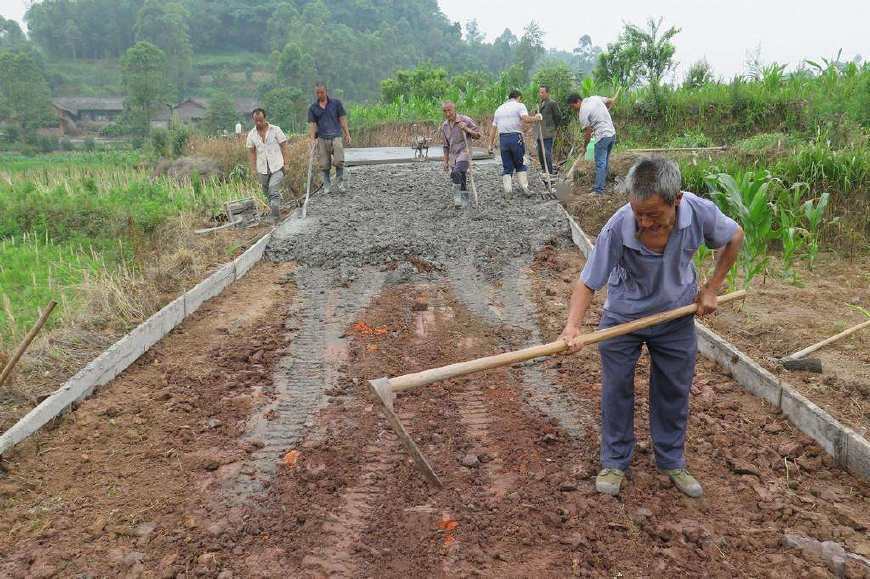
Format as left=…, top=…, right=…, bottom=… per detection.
left=559, top=157, right=744, bottom=497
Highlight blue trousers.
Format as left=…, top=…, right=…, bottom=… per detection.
left=593, top=135, right=615, bottom=193
left=537, top=137, right=556, bottom=175
left=598, top=312, right=696, bottom=471
left=499, top=133, right=527, bottom=175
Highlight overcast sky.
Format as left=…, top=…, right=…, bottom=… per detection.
left=2, top=0, right=867, bottom=79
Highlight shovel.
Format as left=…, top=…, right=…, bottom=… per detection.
left=461, top=130, right=479, bottom=209
left=369, top=290, right=746, bottom=487
left=301, top=140, right=316, bottom=219
left=536, top=127, right=555, bottom=200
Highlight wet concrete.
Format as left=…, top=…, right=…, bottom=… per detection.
left=345, top=146, right=492, bottom=166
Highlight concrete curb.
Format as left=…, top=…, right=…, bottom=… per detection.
left=559, top=206, right=869, bottom=481
left=0, top=217, right=298, bottom=457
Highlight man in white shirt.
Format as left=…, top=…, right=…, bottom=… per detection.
left=246, top=108, right=290, bottom=224
left=567, top=93, right=618, bottom=195
left=487, top=90, right=541, bottom=195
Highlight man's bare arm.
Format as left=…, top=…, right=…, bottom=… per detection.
left=559, top=281, right=596, bottom=352
left=582, top=126, right=593, bottom=148
left=308, top=122, right=317, bottom=140
left=248, top=149, right=257, bottom=176
left=696, top=227, right=745, bottom=315
left=339, top=115, right=351, bottom=145
left=280, top=141, right=290, bottom=170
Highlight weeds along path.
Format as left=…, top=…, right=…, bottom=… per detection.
left=1, top=161, right=868, bottom=577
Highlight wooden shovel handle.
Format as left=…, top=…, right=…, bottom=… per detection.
left=387, top=291, right=746, bottom=393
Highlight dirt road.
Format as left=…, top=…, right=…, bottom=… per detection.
left=1, top=163, right=868, bottom=577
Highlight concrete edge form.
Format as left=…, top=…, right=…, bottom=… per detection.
left=558, top=205, right=869, bottom=480
left=0, top=222, right=287, bottom=456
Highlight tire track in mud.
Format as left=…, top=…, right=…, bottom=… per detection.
left=447, top=257, right=593, bottom=439
left=232, top=266, right=386, bottom=500
left=300, top=416, right=408, bottom=576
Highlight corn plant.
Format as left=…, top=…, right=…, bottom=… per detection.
left=802, top=192, right=834, bottom=270
left=705, top=170, right=777, bottom=288
left=692, top=244, right=715, bottom=284
left=774, top=182, right=809, bottom=284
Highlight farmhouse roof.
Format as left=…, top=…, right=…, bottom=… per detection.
left=53, top=97, right=125, bottom=115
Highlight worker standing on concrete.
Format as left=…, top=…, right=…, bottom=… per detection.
left=488, top=90, right=541, bottom=195
left=246, top=107, right=290, bottom=224
left=536, top=85, right=560, bottom=179
left=440, top=101, right=481, bottom=209
left=308, top=82, right=352, bottom=194
left=559, top=157, right=744, bottom=498
left=567, top=93, right=617, bottom=195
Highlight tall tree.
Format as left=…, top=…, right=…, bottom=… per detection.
left=573, top=34, right=601, bottom=76
left=0, top=16, right=27, bottom=50
left=0, top=49, right=56, bottom=131
left=121, top=41, right=169, bottom=133
left=203, top=92, right=238, bottom=134
left=622, top=17, right=680, bottom=87
left=134, top=0, right=192, bottom=94
left=515, top=21, right=545, bottom=81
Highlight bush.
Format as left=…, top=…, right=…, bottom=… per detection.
left=83, top=137, right=97, bottom=152
left=171, top=126, right=191, bottom=158
left=149, top=128, right=170, bottom=157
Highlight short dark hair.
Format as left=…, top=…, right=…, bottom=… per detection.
left=539, top=85, right=550, bottom=93
left=566, top=94, right=582, bottom=105
left=508, top=89, right=522, bottom=100
left=251, top=108, right=267, bottom=118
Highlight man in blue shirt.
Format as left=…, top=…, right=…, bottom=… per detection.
left=308, top=82, right=352, bottom=193
left=559, top=157, right=744, bottom=498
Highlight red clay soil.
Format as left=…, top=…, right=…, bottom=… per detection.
left=1, top=253, right=869, bottom=577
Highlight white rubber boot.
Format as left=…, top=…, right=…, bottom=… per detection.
left=502, top=175, right=513, bottom=195
left=517, top=171, right=530, bottom=195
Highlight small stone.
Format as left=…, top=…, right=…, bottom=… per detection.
left=542, top=433, right=557, bottom=444
left=134, top=522, right=157, bottom=538
left=559, top=482, right=578, bottom=492
left=207, top=521, right=228, bottom=537
left=207, top=418, right=223, bottom=429
left=122, top=551, right=145, bottom=567
left=461, top=454, right=480, bottom=468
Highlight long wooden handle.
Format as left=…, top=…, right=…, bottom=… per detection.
left=0, top=300, right=57, bottom=387
left=784, top=318, right=870, bottom=361
left=387, top=291, right=746, bottom=393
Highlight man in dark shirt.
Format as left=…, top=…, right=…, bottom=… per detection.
left=536, top=85, right=560, bottom=178
left=308, top=82, right=352, bottom=193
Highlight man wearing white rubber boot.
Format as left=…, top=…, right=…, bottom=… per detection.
left=488, top=90, right=541, bottom=196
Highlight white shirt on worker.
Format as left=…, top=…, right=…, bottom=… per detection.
left=579, top=96, right=616, bottom=140
left=246, top=124, right=288, bottom=175
left=493, top=99, right=529, bottom=134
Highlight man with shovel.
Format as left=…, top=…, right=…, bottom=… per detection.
left=488, top=90, right=542, bottom=196
left=536, top=85, right=560, bottom=181
left=559, top=157, right=744, bottom=498
left=308, top=82, right=351, bottom=194
left=440, top=101, right=481, bottom=209
left=567, top=92, right=617, bottom=195
left=246, top=107, right=290, bottom=224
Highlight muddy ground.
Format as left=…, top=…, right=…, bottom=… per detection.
left=1, top=161, right=868, bottom=578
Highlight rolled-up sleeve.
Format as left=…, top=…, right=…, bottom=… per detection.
left=698, top=197, right=739, bottom=249
left=580, top=225, right=621, bottom=290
